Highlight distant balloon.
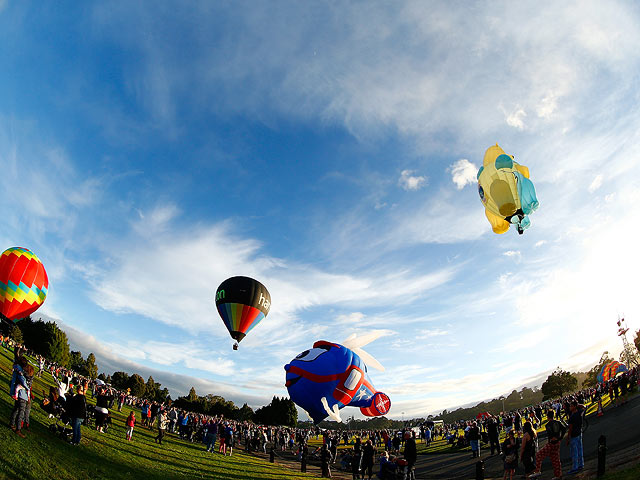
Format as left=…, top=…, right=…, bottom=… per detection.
left=596, top=361, right=628, bottom=383
left=477, top=144, right=539, bottom=234
left=215, top=276, right=271, bottom=349
left=0, top=247, right=49, bottom=322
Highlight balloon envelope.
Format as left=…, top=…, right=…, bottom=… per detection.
left=596, top=361, right=628, bottom=383
left=215, top=276, right=270, bottom=343
left=0, top=247, right=48, bottom=322
left=477, top=144, right=539, bottom=234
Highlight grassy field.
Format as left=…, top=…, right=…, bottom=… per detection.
left=0, top=346, right=314, bottom=480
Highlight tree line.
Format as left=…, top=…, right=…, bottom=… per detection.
left=1, top=317, right=297, bottom=426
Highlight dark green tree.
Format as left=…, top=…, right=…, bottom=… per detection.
left=111, top=371, right=130, bottom=390
left=541, top=368, right=578, bottom=400
left=145, top=376, right=157, bottom=399
left=85, top=353, right=98, bottom=379
left=254, top=396, right=297, bottom=426
left=127, top=374, right=146, bottom=397
left=9, top=324, right=23, bottom=344
left=238, top=403, right=254, bottom=421
left=69, top=351, right=85, bottom=372
left=46, top=322, right=70, bottom=367
left=188, top=387, right=198, bottom=402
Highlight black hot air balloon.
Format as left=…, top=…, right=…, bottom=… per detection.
left=215, top=276, right=271, bottom=350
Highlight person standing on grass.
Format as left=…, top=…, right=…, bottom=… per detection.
left=37, top=356, right=45, bottom=378
left=487, top=416, right=501, bottom=456
left=141, top=402, right=149, bottom=427
left=155, top=409, right=168, bottom=444
left=403, top=431, right=418, bottom=480
left=126, top=411, right=136, bottom=441
left=68, top=384, right=87, bottom=445
left=218, top=421, right=227, bottom=454
left=352, top=436, right=363, bottom=480
left=9, top=357, right=31, bottom=438
left=469, top=421, right=481, bottom=458
left=205, top=419, right=217, bottom=452
left=22, top=364, right=35, bottom=432
left=362, top=438, right=376, bottom=480
left=502, top=430, right=519, bottom=480
left=321, top=443, right=332, bottom=478
left=565, top=401, right=584, bottom=474
left=225, top=423, right=235, bottom=456
left=520, top=420, right=537, bottom=477
left=529, top=409, right=565, bottom=479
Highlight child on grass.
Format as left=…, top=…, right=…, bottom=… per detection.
left=126, top=411, right=136, bottom=441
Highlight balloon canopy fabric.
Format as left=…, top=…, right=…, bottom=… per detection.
left=596, top=361, right=628, bottom=383
left=215, top=276, right=271, bottom=343
left=285, top=340, right=390, bottom=424
left=0, top=247, right=49, bottom=322
left=477, top=144, right=539, bottom=234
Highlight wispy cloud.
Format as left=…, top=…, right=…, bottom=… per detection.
left=398, top=169, right=427, bottom=191
left=588, top=174, right=603, bottom=192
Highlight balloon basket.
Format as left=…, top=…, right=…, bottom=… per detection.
left=233, top=342, right=239, bottom=351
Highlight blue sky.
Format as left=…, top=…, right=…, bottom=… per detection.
left=2, top=1, right=640, bottom=419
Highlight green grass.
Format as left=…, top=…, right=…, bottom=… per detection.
left=0, top=346, right=315, bottom=480
left=601, top=462, right=640, bottom=480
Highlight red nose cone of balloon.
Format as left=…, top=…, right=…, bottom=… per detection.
left=360, top=392, right=391, bottom=417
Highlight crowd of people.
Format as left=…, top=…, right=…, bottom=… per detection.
left=3, top=335, right=421, bottom=479
left=424, top=366, right=639, bottom=479
left=3, top=333, right=639, bottom=480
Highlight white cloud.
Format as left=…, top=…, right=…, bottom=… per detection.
left=536, top=91, right=559, bottom=118
left=503, top=250, right=521, bottom=261
left=336, top=312, right=366, bottom=324
left=84, top=210, right=458, bottom=343
left=415, top=328, right=449, bottom=340
left=589, top=174, right=603, bottom=192
left=90, top=2, right=640, bottom=150
left=398, top=169, right=427, bottom=191
left=504, top=106, right=527, bottom=130
left=450, top=159, right=477, bottom=190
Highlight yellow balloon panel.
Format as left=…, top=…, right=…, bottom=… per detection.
left=477, top=143, right=538, bottom=235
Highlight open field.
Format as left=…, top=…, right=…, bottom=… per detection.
left=0, top=346, right=313, bottom=480
left=2, top=343, right=640, bottom=480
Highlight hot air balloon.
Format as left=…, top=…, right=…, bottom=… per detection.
left=477, top=144, right=539, bottom=234
left=596, top=361, right=628, bottom=383
left=284, top=333, right=390, bottom=424
left=0, top=247, right=48, bottom=322
left=215, top=276, right=270, bottom=350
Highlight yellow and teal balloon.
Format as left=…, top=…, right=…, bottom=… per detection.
left=215, top=276, right=271, bottom=349
left=477, top=144, right=539, bottom=234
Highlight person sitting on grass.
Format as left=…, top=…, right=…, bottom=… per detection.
left=126, top=411, right=135, bottom=441
left=378, top=451, right=396, bottom=480
left=339, top=449, right=353, bottom=471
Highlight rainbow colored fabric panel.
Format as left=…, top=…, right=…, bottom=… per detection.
left=217, top=302, right=265, bottom=336
left=597, top=360, right=628, bottom=383
left=0, top=247, right=49, bottom=321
